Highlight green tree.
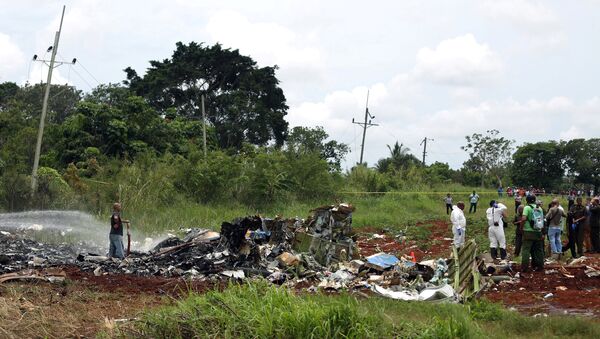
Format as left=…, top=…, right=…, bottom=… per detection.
left=511, top=141, right=563, bottom=189
left=285, top=126, right=349, bottom=171
left=7, top=83, right=82, bottom=123
left=124, top=42, right=289, bottom=149
left=461, top=129, right=514, bottom=187
left=375, top=142, right=421, bottom=173
left=0, top=82, right=19, bottom=110
left=426, top=161, right=456, bottom=183
left=562, top=138, right=600, bottom=191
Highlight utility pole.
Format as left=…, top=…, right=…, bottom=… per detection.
left=420, top=137, right=433, bottom=165
left=201, top=93, right=207, bottom=158
left=31, top=5, right=67, bottom=192
left=352, top=91, right=378, bottom=165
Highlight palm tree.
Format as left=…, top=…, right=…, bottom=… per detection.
left=376, top=141, right=420, bottom=173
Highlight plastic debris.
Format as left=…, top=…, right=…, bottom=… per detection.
left=365, top=253, right=400, bottom=270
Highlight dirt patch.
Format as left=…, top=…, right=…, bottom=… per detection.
left=0, top=278, right=164, bottom=338
left=62, top=265, right=222, bottom=296
left=484, top=257, right=600, bottom=316
left=356, top=220, right=453, bottom=260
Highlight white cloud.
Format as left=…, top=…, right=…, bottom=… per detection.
left=291, top=74, right=600, bottom=168
left=559, top=126, right=583, bottom=140
left=0, top=33, right=25, bottom=82
left=206, top=11, right=325, bottom=87
left=481, top=0, right=565, bottom=48
left=413, top=34, right=503, bottom=87
left=482, top=0, right=558, bottom=28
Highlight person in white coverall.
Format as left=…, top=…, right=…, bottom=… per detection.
left=451, top=201, right=467, bottom=249
left=486, top=200, right=508, bottom=260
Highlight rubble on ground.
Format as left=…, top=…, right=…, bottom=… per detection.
left=0, top=203, right=483, bottom=303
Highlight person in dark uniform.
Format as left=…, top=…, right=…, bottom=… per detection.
left=109, top=202, right=129, bottom=259
left=567, top=197, right=587, bottom=258
left=513, top=205, right=524, bottom=256
left=589, top=197, right=600, bottom=253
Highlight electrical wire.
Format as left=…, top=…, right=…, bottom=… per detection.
left=68, top=66, right=95, bottom=90
left=26, top=59, right=33, bottom=85
left=75, top=59, right=101, bottom=86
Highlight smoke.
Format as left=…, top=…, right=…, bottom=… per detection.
left=0, top=210, right=169, bottom=252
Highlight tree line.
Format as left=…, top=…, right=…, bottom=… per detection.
left=0, top=42, right=598, bottom=212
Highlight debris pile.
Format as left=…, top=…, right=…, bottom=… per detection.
left=0, top=204, right=483, bottom=303
left=0, top=231, right=80, bottom=274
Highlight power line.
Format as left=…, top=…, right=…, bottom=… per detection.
left=75, top=59, right=102, bottom=86
left=68, top=65, right=95, bottom=90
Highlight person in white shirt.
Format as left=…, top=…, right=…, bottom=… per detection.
left=486, top=200, right=508, bottom=260
left=451, top=201, right=467, bottom=249
left=468, top=191, right=480, bottom=213
left=444, top=193, right=453, bottom=215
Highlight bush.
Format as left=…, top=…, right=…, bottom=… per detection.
left=35, top=166, right=73, bottom=209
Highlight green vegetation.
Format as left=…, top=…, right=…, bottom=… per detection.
left=2, top=41, right=598, bottom=338
left=132, top=281, right=600, bottom=338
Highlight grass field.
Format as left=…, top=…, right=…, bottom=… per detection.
left=130, top=281, right=600, bottom=339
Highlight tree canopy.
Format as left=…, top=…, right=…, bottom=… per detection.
left=461, top=129, right=514, bottom=187
left=124, top=42, right=288, bottom=149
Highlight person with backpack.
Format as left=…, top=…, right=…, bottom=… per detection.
left=545, top=199, right=567, bottom=259
left=567, top=197, right=587, bottom=258
left=520, top=195, right=545, bottom=272
left=486, top=200, right=508, bottom=260
left=468, top=191, right=480, bottom=214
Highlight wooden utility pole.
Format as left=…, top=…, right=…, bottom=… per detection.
left=352, top=91, right=378, bottom=165
left=420, top=137, right=433, bottom=165
left=31, top=5, right=66, bottom=192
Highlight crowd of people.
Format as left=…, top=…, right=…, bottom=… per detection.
left=446, top=190, right=600, bottom=272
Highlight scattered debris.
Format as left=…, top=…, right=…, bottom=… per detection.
left=0, top=268, right=66, bottom=284
left=365, top=253, right=400, bottom=271
left=585, top=266, right=600, bottom=278
left=0, top=204, right=486, bottom=305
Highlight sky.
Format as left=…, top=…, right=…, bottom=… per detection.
left=1, top=0, right=599, bottom=169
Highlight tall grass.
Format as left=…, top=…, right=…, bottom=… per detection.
left=134, top=282, right=600, bottom=339
left=137, top=281, right=387, bottom=338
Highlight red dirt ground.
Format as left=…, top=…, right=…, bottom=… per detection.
left=356, top=220, right=453, bottom=261
left=357, top=221, right=600, bottom=317
left=62, top=265, right=222, bottom=296
left=484, top=260, right=600, bottom=316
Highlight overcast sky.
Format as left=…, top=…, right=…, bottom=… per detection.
left=1, top=0, right=599, bottom=169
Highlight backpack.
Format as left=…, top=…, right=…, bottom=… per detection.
left=530, top=207, right=545, bottom=230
